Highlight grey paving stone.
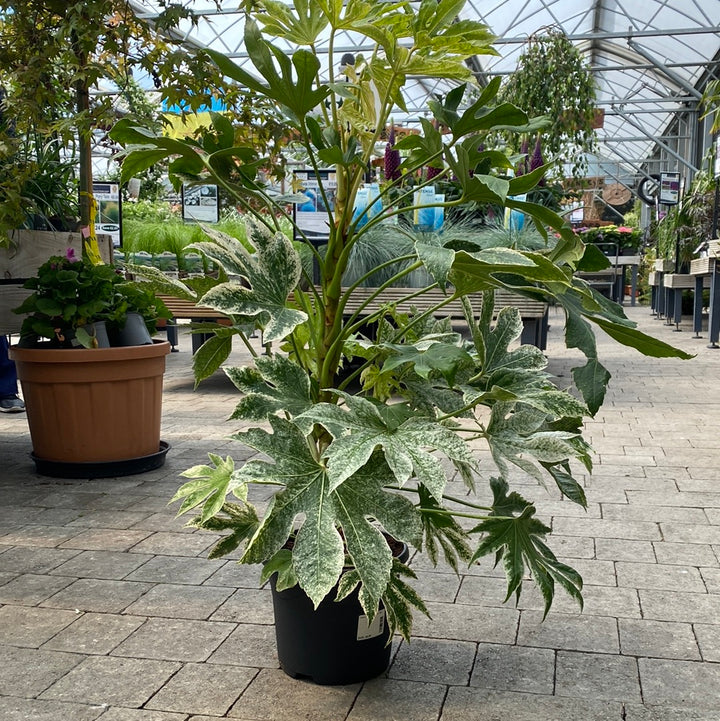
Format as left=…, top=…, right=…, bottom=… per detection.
left=627, top=490, right=720, bottom=509
left=59, top=528, right=153, bottom=551
left=0, top=605, right=79, bottom=647
left=66, top=510, right=153, bottom=529
left=124, top=583, right=233, bottom=620
left=561, top=558, right=617, bottom=586
left=624, top=705, right=720, bottom=720
left=348, top=678, right=446, bottom=721
left=227, top=667, right=359, bottom=721
left=596, top=538, right=656, bottom=563
left=204, top=560, right=264, bottom=588
left=0, top=524, right=84, bottom=547
left=129, top=531, right=218, bottom=556
left=91, top=708, right=186, bottom=720
left=0, top=505, right=45, bottom=525
left=0, top=697, right=103, bottom=721
left=470, top=643, right=554, bottom=694
left=441, top=687, right=622, bottom=721
left=693, top=624, right=720, bottom=662
left=22, top=507, right=86, bottom=525
left=40, top=578, right=153, bottom=613
left=653, top=542, right=719, bottom=567
left=125, top=554, right=221, bottom=584
left=410, top=570, right=462, bottom=603
left=0, top=546, right=81, bottom=573
left=517, top=610, right=619, bottom=654
left=639, top=658, right=720, bottom=709
left=207, top=622, right=278, bottom=668
left=699, top=567, right=720, bottom=593
left=411, top=602, right=518, bottom=644
left=44, top=612, right=146, bottom=655
left=638, top=590, right=720, bottom=623
left=619, top=618, right=700, bottom=660
left=615, top=561, right=706, bottom=592
left=555, top=650, right=641, bottom=703
left=39, top=656, right=180, bottom=708
left=551, top=517, right=662, bottom=541
left=602, top=503, right=708, bottom=524
left=0, top=645, right=85, bottom=696
left=47, top=549, right=154, bottom=580
left=389, top=638, right=475, bottom=686
left=660, top=523, right=720, bottom=545
left=0, top=572, right=76, bottom=604
left=454, top=574, right=509, bottom=607
left=146, top=662, right=256, bottom=716
left=210, top=588, right=275, bottom=625
left=112, top=617, right=234, bottom=661
left=546, top=534, right=596, bottom=559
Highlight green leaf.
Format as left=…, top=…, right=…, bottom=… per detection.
left=192, top=334, right=233, bottom=384
left=261, top=548, right=298, bottom=590
left=225, top=354, right=313, bottom=421
left=381, top=339, right=472, bottom=386
left=571, top=358, right=611, bottom=417
left=471, top=478, right=583, bottom=615
left=173, top=454, right=245, bottom=523
left=195, top=223, right=307, bottom=343
left=234, top=418, right=421, bottom=613
left=543, top=463, right=587, bottom=508
left=300, top=393, right=474, bottom=498
left=381, top=560, right=431, bottom=642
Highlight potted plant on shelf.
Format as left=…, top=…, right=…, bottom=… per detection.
left=10, top=249, right=172, bottom=478
left=110, top=0, right=690, bottom=685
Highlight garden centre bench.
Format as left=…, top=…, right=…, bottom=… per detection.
left=158, top=288, right=550, bottom=352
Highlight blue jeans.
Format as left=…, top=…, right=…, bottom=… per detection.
left=0, top=335, right=18, bottom=398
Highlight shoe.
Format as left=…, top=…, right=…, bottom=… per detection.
left=0, top=395, right=25, bottom=413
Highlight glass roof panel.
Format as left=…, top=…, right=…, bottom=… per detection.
left=130, top=0, right=720, bottom=177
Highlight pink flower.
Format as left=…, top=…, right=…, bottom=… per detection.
left=65, top=247, right=80, bottom=263
left=616, top=227, right=633, bottom=233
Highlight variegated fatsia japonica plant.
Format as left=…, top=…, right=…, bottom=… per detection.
left=110, top=0, right=689, bottom=640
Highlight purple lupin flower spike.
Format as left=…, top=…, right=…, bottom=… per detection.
left=530, top=136, right=544, bottom=171
left=427, top=165, right=442, bottom=181
left=530, top=135, right=546, bottom=186
left=384, top=124, right=401, bottom=182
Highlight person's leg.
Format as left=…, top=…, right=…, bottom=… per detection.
left=0, top=335, right=18, bottom=396
left=0, top=335, right=24, bottom=412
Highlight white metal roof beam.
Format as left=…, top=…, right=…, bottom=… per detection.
left=626, top=39, right=703, bottom=100
left=613, top=108, right=699, bottom=173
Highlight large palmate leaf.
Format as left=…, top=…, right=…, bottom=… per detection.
left=233, top=418, right=421, bottom=612
left=195, top=225, right=307, bottom=343
left=472, top=478, right=583, bottom=615
left=173, top=454, right=247, bottom=524
left=299, top=392, right=474, bottom=500
left=381, top=338, right=473, bottom=386
left=485, top=403, right=583, bottom=484
left=225, top=354, right=313, bottom=421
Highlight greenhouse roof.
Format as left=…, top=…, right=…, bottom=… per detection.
left=130, top=0, right=720, bottom=178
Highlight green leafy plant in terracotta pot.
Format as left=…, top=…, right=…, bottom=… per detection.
left=14, top=248, right=170, bottom=348
left=110, top=0, right=690, bottom=685
left=10, top=248, right=173, bottom=476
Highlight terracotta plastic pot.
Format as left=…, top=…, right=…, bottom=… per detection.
left=10, top=340, right=170, bottom=475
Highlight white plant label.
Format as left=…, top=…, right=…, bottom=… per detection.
left=357, top=609, right=385, bottom=640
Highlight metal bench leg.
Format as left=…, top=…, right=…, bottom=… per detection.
left=708, top=263, right=720, bottom=348
left=673, top=288, right=682, bottom=330
left=166, top=320, right=179, bottom=352
left=694, top=276, right=704, bottom=337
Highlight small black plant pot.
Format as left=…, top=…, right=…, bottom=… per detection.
left=270, top=541, right=409, bottom=685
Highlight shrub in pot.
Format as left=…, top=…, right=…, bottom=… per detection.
left=110, top=0, right=690, bottom=683
left=10, top=249, right=172, bottom=475
left=14, top=248, right=170, bottom=348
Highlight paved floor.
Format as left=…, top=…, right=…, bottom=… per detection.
left=1, top=303, right=719, bottom=721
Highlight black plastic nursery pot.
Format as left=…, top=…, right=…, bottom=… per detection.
left=270, top=541, right=409, bottom=685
